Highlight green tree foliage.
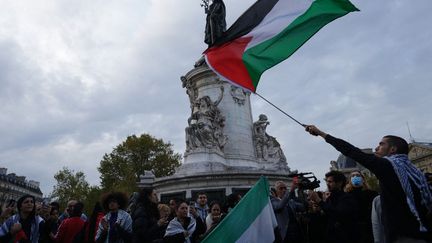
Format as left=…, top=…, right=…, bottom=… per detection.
left=82, top=186, right=104, bottom=215
left=50, top=168, right=107, bottom=215
left=98, top=134, right=182, bottom=193
left=51, top=167, right=90, bottom=208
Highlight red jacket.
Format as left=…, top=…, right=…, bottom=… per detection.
left=55, top=217, right=85, bottom=243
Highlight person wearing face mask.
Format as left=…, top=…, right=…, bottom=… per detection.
left=305, top=125, right=432, bottom=242
left=345, top=171, right=378, bottom=243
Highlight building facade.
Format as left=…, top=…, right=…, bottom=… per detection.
left=329, top=142, right=432, bottom=183
left=329, top=148, right=374, bottom=178
left=0, top=167, right=43, bottom=206
left=409, top=142, right=432, bottom=173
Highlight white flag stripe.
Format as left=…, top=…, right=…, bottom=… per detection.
left=245, top=0, right=313, bottom=50
left=235, top=199, right=278, bottom=243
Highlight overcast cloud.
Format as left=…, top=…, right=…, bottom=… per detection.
left=1, top=0, right=431, bottom=195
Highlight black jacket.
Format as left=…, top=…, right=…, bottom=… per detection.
left=319, top=190, right=359, bottom=243
left=325, top=135, right=432, bottom=242
left=131, top=205, right=165, bottom=243
left=349, top=188, right=378, bottom=243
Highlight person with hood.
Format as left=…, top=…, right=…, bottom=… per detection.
left=0, top=194, right=45, bottom=243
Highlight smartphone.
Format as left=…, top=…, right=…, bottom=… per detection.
left=7, top=199, right=15, bottom=207
left=42, top=199, right=49, bottom=206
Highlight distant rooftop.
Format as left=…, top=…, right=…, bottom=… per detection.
left=336, top=148, right=373, bottom=169
left=412, top=142, right=432, bottom=147
left=0, top=167, right=42, bottom=194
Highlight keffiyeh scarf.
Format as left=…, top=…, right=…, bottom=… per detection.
left=386, top=154, right=432, bottom=232
left=164, top=217, right=196, bottom=243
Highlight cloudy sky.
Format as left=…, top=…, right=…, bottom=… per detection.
left=1, top=0, right=431, bottom=195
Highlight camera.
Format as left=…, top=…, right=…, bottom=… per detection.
left=288, top=172, right=320, bottom=190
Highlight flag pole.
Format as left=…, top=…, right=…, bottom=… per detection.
left=254, top=92, right=306, bottom=128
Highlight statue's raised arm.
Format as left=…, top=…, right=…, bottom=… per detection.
left=203, top=0, right=226, bottom=47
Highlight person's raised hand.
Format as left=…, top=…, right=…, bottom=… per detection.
left=304, top=125, right=326, bottom=137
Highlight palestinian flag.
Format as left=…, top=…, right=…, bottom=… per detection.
left=204, top=0, right=359, bottom=92
left=201, top=177, right=277, bottom=243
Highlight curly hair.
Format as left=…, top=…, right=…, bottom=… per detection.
left=101, top=191, right=128, bottom=212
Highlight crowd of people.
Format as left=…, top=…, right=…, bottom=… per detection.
left=303, top=125, right=432, bottom=243
left=1, top=125, right=431, bottom=243
left=0, top=189, right=242, bottom=243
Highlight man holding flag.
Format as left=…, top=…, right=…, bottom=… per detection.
left=305, top=125, right=432, bottom=243
left=198, top=0, right=359, bottom=242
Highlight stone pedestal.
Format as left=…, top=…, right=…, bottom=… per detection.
left=178, top=65, right=258, bottom=173
left=141, top=64, right=291, bottom=200
left=153, top=171, right=290, bottom=203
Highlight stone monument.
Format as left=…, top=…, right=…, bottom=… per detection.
left=139, top=1, right=291, bottom=201
left=145, top=63, right=290, bottom=201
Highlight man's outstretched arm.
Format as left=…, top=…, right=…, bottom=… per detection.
left=304, top=125, right=388, bottom=177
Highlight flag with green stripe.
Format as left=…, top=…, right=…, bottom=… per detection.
left=201, top=177, right=277, bottom=243
left=204, top=0, right=359, bottom=92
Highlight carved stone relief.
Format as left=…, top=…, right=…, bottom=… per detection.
left=185, top=87, right=228, bottom=152
left=330, top=160, right=339, bottom=171
left=181, top=76, right=198, bottom=113
left=230, top=85, right=247, bottom=105
left=253, top=114, right=287, bottom=163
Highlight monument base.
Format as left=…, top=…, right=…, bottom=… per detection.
left=150, top=170, right=291, bottom=203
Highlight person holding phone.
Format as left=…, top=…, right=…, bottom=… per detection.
left=0, top=194, right=45, bottom=242
left=164, top=199, right=205, bottom=243
left=0, top=200, right=16, bottom=224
